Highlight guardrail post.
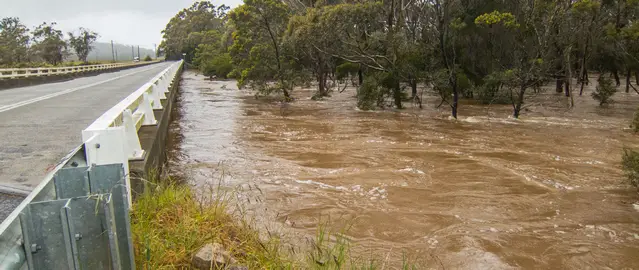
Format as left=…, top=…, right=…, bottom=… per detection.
left=141, top=93, right=158, bottom=125
left=123, top=109, right=144, bottom=160
left=150, top=84, right=163, bottom=109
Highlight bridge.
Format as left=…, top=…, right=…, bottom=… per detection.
left=0, top=60, right=184, bottom=269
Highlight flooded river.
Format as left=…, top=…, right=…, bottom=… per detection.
left=167, top=71, right=639, bottom=269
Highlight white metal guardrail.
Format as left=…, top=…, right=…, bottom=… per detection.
left=0, top=60, right=183, bottom=269
left=0, top=62, right=155, bottom=79
left=82, top=60, right=183, bottom=206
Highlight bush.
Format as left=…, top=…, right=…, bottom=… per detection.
left=631, top=107, right=639, bottom=132
left=143, top=55, right=153, bottom=61
left=622, top=148, right=639, bottom=190
left=357, top=75, right=384, bottom=110
left=200, top=53, right=233, bottom=79
left=476, top=71, right=512, bottom=104
left=592, top=76, right=616, bottom=105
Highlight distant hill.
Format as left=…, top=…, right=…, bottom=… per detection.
left=69, top=42, right=156, bottom=61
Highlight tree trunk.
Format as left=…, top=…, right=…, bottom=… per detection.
left=556, top=79, right=564, bottom=93
left=626, top=70, right=631, bottom=93
left=283, top=89, right=291, bottom=101
left=452, top=89, right=459, bottom=118
left=318, top=73, right=326, bottom=96
left=564, top=79, right=570, bottom=97
left=358, top=66, right=363, bottom=85
left=613, top=68, right=621, bottom=86
left=393, top=79, right=402, bottom=109
left=410, top=77, right=417, bottom=97
left=635, top=71, right=639, bottom=85
left=513, top=85, right=526, bottom=118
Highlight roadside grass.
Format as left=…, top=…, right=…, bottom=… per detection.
left=130, top=178, right=420, bottom=269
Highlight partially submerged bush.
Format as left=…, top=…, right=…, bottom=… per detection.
left=476, top=71, right=512, bottom=104
left=357, top=75, right=385, bottom=110
left=592, top=76, right=617, bottom=106
left=631, top=107, right=639, bottom=132
left=622, top=148, right=639, bottom=190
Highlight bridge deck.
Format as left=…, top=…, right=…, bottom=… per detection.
left=0, top=62, right=172, bottom=221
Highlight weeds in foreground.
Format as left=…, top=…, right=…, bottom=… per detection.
left=131, top=184, right=290, bottom=269
left=131, top=180, right=421, bottom=269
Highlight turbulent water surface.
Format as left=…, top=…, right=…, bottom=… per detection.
left=167, top=71, right=639, bottom=269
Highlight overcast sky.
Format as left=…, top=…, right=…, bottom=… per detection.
left=0, top=0, right=243, bottom=50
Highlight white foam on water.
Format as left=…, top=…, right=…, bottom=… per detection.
left=398, top=167, right=425, bottom=174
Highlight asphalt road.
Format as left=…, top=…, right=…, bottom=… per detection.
left=0, top=62, right=172, bottom=221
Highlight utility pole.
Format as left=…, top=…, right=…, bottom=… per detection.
left=137, top=46, right=140, bottom=59
left=153, top=44, right=157, bottom=58
left=115, top=50, right=118, bottom=61
left=110, top=40, right=115, bottom=63
left=131, top=45, right=134, bottom=60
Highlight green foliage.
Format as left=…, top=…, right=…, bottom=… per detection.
left=357, top=74, right=386, bottom=110
left=632, top=107, right=639, bottom=132
left=622, top=148, right=639, bottom=190
left=592, top=76, right=617, bottom=105
left=229, top=0, right=295, bottom=99
left=433, top=69, right=473, bottom=101
left=31, top=22, right=67, bottom=65
left=476, top=71, right=511, bottom=104
left=67, top=28, right=98, bottom=63
left=143, top=55, right=152, bottom=61
left=336, top=62, right=359, bottom=81
left=159, top=1, right=229, bottom=61
left=475, top=11, right=519, bottom=28
left=195, top=43, right=233, bottom=78
left=572, top=0, right=601, bottom=15
left=0, top=17, right=30, bottom=66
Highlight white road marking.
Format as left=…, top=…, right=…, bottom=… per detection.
left=0, top=64, right=163, bottom=113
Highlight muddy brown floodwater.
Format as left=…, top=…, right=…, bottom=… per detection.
left=167, top=71, right=639, bottom=269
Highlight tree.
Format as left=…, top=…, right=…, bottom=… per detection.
left=68, top=28, right=98, bottom=64
left=474, top=2, right=557, bottom=118
left=31, top=22, right=67, bottom=65
left=0, top=17, right=30, bottom=67
left=592, top=76, right=617, bottom=105
left=228, top=0, right=296, bottom=100
left=285, top=7, right=337, bottom=98
left=160, top=1, right=229, bottom=61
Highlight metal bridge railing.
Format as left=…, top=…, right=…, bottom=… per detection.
left=0, top=60, right=183, bottom=270
left=82, top=60, right=183, bottom=206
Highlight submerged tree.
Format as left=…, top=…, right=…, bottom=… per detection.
left=228, top=0, right=296, bottom=100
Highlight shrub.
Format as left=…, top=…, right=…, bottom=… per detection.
left=200, top=53, right=233, bottom=79
left=143, top=55, right=153, bottom=61
left=476, top=71, right=512, bottom=104
left=631, top=107, right=639, bottom=132
left=357, top=75, right=384, bottom=110
left=622, top=148, right=639, bottom=190
left=592, top=76, right=616, bottom=105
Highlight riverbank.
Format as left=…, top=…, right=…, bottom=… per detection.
left=130, top=181, right=418, bottom=269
